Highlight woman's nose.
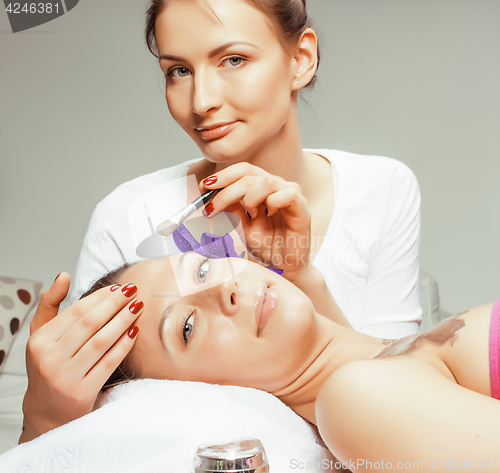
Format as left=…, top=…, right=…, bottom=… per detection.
left=192, top=69, right=222, bottom=116
left=217, top=280, right=239, bottom=317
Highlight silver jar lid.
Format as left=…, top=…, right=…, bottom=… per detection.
left=193, top=439, right=269, bottom=472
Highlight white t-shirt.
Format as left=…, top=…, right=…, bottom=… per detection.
left=70, top=149, right=422, bottom=338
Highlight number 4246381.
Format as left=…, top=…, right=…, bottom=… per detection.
left=5, top=3, right=60, bottom=14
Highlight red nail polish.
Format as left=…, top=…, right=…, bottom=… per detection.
left=122, top=283, right=137, bottom=297
left=127, top=325, right=139, bottom=339
left=54, top=272, right=61, bottom=282
left=203, top=176, right=217, bottom=186
left=205, top=203, right=214, bottom=216
left=110, top=284, right=121, bottom=292
left=129, top=300, right=144, bottom=315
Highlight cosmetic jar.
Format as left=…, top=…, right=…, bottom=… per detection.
left=193, top=438, right=269, bottom=472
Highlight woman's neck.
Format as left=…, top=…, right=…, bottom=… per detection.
left=273, top=317, right=385, bottom=425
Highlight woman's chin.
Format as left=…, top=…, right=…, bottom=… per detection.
left=194, top=136, right=258, bottom=166
left=199, top=146, right=248, bottom=166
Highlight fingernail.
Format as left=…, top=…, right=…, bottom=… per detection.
left=54, top=272, right=61, bottom=282
left=122, top=283, right=137, bottom=297
left=110, top=284, right=121, bottom=292
left=127, top=325, right=139, bottom=339
left=204, top=202, right=214, bottom=217
left=203, top=176, right=217, bottom=187
left=265, top=207, right=268, bottom=216
left=246, top=210, right=252, bottom=219
left=129, top=300, right=144, bottom=315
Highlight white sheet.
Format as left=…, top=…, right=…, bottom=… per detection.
left=0, top=379, right=339, bottom=472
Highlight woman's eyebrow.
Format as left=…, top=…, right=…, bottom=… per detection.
left=207, top=41, right=262, bottom=58
left=159, top=41, right=262, bottom=62
left=159, top=53, right=185, bottom=62
left=159, top=305, right=172, bottom=345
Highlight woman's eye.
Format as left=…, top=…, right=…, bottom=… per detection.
left=183, top=313, right=195, bottom=344
left=223, top=56, right=245, bottom=68
left=197, top=259, right=210, bottom=284
left=169, top=67, right=191, bottom=78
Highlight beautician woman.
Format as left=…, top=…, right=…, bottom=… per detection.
left=71, top=0, right=422, bottom=337
left=21, top=1, right=423, bottom=442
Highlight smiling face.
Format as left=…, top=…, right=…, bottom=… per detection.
left=155, top=0, right=300, bottom=165
left=120, top=255, right=327, bottom=393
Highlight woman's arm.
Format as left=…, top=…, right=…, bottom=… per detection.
left=316, top=358, right=500, bottom=470
left=20, top=275, right=142, bottom=443
left=291, top=265, right=349, bottom=326
left=360, top=162, right=422, bottom=338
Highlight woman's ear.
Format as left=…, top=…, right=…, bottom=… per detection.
left=292, top=28, right=318, bottom=90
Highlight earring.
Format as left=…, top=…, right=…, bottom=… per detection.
left=295, top=80, right=301, bottom=85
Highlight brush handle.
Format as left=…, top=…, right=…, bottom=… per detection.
left=191, top=188, right=222, bottom=210
left=174, top=188, right=221, bottom=222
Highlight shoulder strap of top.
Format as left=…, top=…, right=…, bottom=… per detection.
left=489, top=299, right=500, bottom=399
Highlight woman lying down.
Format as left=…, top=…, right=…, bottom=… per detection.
left=20, top=250, right=500, bottom=469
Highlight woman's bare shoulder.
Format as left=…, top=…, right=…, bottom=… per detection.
left=315, top=358, right=421, bottom=462
left=371, top=303, right=494, bottom=395
left=316, top=356, right=500, bottom=468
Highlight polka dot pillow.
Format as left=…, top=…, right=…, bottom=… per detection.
left=0, top=277, right=42, bottom=375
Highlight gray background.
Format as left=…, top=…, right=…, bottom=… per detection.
left=1, top=0, right=499, bottom=315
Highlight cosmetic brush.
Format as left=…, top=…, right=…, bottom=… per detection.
left=156, top=188, right=221, bottom=237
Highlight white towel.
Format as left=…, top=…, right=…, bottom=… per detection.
left=0, top=379, right=340, bottom=472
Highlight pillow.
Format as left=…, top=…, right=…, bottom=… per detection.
left=0, top=379, right=336, bottom=471
left=0, top=277, right=42, bottom=375
left=0, top=277, right=42, bottom=455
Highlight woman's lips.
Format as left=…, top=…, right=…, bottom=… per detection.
left=255, top=287, right=278, bottom=336
left=195, top=121, right=238, bottom=140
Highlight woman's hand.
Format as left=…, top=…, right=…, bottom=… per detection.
left=200, top=162, right=312, bottom=284
left=20, top=273, right=142, bottom=443
left=200, top=163, right=351, bottom=327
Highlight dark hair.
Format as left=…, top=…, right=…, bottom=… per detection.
left=145, top=0, right=320, bottom=88
left=80, top=263, right=139, bottom=390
